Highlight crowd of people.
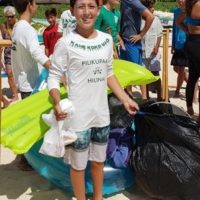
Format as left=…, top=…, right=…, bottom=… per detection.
left=0, top=0, right=200, bottom=199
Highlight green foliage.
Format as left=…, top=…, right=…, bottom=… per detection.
left=155, top=2, right=177, bottom=12
left=34, top=4, right=69, bottom=19
left=0, top=4, right=69, bottom=24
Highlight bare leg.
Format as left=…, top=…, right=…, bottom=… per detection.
left=146, top=84, right=150, bottom=100
left=140, top=85, right=147, bottom=100
left=70, top=167, right=86, bottom=200
left=174, top=66, right=186, bottom=96
left=6, top=64, right=18, bottom=101
left=125, top=85, right=133, bottom=97
left=91, top=161, right=104, bottom=200
left=193, top=81, right=199, bottom=103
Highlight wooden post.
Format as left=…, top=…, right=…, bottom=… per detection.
left=0, top=39, right=12, bottom=47
left=0, top=39, right=12, bottom=163
left=162, top=29, right=169, bottom=101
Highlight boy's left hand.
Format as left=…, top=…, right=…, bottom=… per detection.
left=124, top=98, right=139, bottom=115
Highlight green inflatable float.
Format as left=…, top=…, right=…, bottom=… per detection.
left=1, top=59, right=158, bottom=154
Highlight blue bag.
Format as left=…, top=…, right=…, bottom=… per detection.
left=107, top=128, right=134, bottom=168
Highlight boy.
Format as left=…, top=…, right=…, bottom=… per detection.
left=48, top=0, right=138, bottom=199
left=119, top=0, right=154, bottom=100
left=58, top=9, right=76, bottom=37
left=12, top=0, right=51, bottom=170
left=95, top=0, right=125, bottom=58
left=141, top=0, right=163, bottom=101
left=43, top=8, right=60, bottom=57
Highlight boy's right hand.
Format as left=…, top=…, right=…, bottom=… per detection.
left=54, top=103, right=68, bottom=121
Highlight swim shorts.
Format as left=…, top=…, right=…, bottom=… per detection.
left=64, top=126, right=110, bottom=170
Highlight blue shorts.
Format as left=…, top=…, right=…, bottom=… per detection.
left=64, top=126, right=110, bottom=170
left=120, top=41, right=142, bottom=65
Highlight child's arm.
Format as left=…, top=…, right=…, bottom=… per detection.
left=107, top=75, right=139, bottom=115
left=43, top=30, right=50, bottom=57
left=129, top=8, right=154, bottom=43
left=47, top=38, right=68, bottom=120
left=152, top=17, right=163, bottom=55
left=45, top=48, right=49, bottom=57
left=117, top=33, right=125, bottom=50
left=43, top=60, right=51, bottom=69
left=26, top=29, right=50, bottom=69
left=152, top=36, right=162, bottom=55
left=171, top=10, right=176, bottom=53
left=49, top=88, right=67, bottom=121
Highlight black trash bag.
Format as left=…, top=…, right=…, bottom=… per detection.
left=132, top=102, right=200, bottom=200
left=108, top=94, right=133, bottom=128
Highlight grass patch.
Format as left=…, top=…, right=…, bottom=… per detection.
left=155, top=2, right=177, bottom=12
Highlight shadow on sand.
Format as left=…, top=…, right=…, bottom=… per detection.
left=0, top=157, right=72, bottom=200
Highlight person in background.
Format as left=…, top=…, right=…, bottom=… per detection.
left=43, top=8, right=66, bottom=88
left=95, top=0, right=125, bottom=58
left=1, top=43, right=10, bottom=108
left=176, top=0, right=200, bottom=120
left=48, top=0, right=139, bottom=199
left=0, top=6, right=19, bottom=102
left=43, top=8, right=60, bottom=57
left=57, top=8, right=76, bottom=37
left=141, top=0, right=163, bottom=101
left=120, top=0, right=154, bottom=100
left=12, top=0, right=51, bottom=171
left=171, top=0, right=189, bottom=98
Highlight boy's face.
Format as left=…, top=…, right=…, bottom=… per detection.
left=29, top=0, right=38, bottom=16
left=71, top=0, right=99, bottom=31
left=47, top=15, right=57, bottom=27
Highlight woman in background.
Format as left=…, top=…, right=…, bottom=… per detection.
left=177, top=0, right=200, bottom=120
left=0, top=6, right=19, bottom=102
left=171, top=0, right=188, bottom=98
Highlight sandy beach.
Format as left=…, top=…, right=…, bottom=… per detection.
left=1, top=45, right=199, bottom=200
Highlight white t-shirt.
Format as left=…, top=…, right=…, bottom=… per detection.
left=48, top=30, right=114, bottom=131
left=141, top=16, right=163, bottom=58
left=58, top=10, right=76, bottom=36
left=11, top=20, right=48, bottom=92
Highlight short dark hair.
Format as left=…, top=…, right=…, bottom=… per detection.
left=141, top=0, right=155, bottom=8
left=70, top=0, right=99, bottom=8
left=45, top=8, right=57, bottom=18
left=12, top=0, right=34, bottom=14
